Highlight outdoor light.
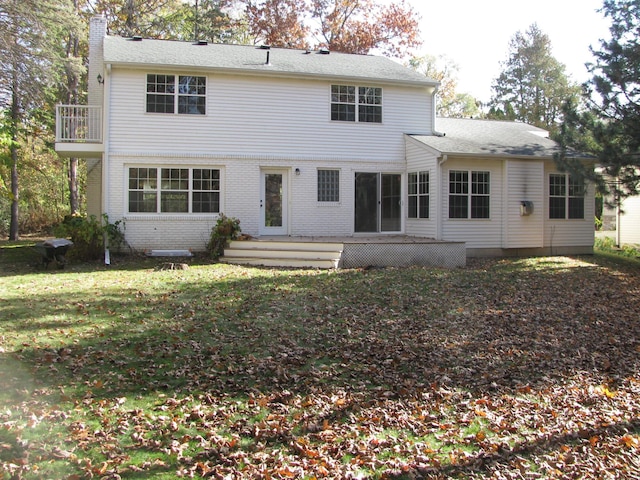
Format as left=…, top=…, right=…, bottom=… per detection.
left=97, top=74, right=104, bottom=85
left=295, top=168, right=301, bottom=176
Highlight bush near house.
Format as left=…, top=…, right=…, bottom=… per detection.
left=53, top=214, right=125, bottom=261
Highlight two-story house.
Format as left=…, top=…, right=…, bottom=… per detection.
left=55, top=15, right=594, bottom=268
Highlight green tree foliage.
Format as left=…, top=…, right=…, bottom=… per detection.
left=0, top=0, right=82, bottom=239
left=556, top=0, right=640, bottom=200
left=488, top=23, right=581, bottom=133
left=86, top=0, right=184, bottom=38
left=410, top=54, right=481, bottom=118
left=193, top=0, right=246, bottom=43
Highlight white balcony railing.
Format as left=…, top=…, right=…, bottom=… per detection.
left=56, top=105, right=102, bottom=143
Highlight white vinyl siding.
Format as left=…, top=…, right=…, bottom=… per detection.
left=503, top=160, right=544, bottom=249
left=107, top=69, right=432, bottom=161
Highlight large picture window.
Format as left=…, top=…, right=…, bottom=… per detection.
left=128, top=167, right=220, bottom=213
left=408, top=171, right=429, bottom=218
left=146, top=74, right=206, bottom=115
left=549, top=173, right=585, bottom=219
left=449, top=170, right=490, bottom=219
left=331, top=85, right=382, bottom=123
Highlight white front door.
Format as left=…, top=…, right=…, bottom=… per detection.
left=260, top=169, right=288, bottom=235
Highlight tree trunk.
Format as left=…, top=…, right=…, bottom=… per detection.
left=66, top=3, right=80, bottom=215
left=9, top=144, right=19, bottom=241
left=9, top=60, right=20, bottom=241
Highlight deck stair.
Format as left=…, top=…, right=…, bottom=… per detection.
left=220, top=239, right=344, bottom=269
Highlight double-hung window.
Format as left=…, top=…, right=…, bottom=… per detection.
left=128, top=167, right=220, bottom=213
left=449, top=170, right=490, bottom=219
left=408, top=171, right=429, bottom=218
left=318, top=169, right=340, bottom=202
left=331, top=85, right=382, bottom=123
left=549, top=173, right=585, bottom=219
left=146, top=74, right=206, bottom=114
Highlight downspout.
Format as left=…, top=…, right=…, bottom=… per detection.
left=437, top=154, right=448, bottom=240
left=102, top=63, right=112, bottom=264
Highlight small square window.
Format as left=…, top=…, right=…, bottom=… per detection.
left=318, top=169, right=340, bottom=202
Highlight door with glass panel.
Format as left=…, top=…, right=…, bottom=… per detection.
left=260, top=169, right=288, bottom=235
left=354, top=172, right=402, bottom=233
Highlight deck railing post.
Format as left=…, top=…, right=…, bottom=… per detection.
left=55, top=105, right=102, bottom=143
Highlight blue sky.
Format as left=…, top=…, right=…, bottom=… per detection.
left=413, top=0, right=611, bottom=101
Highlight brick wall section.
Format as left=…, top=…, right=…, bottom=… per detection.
left=88, top=15, right=106, bottom=108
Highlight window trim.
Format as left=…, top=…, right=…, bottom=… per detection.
left=330, top=84, right=382, bottom=123
left=448, top=169, right=491, bottom=219
left=127, top=166, right=221, bottom=214
left=407, top=171, right=429, bottom=219
left=549, top=173, right=585, bottom=220
left=146, top=74, right=207, bottom=115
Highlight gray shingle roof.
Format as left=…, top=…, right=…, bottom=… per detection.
left=411, top=117, right=587, bottom=159
left=103, top=36, right=438, bottom=87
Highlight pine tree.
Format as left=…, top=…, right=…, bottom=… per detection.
left=488, top=24, right=580, bottom=133
left=556, top=0, right=640, bottom=199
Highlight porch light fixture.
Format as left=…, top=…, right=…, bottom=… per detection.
left=295, top=168, right=301, bottom=176
left=97, top=74, right=104, bottom=85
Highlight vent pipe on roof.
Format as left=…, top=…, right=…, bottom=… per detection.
left=266, top=51, right=271, bottom=65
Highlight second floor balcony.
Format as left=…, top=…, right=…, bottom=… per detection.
left=55, top=105, right=104, bottom=157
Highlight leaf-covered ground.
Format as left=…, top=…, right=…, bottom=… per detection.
left=1, top=249, right=639, bottom=479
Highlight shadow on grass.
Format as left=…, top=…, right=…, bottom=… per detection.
left=2, top=251, right=639, bottom=478
left=0, top=239, right=217, bottom=277
left=4, top=255, right=639, bottom=396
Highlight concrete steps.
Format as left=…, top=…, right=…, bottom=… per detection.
left=220, top=240, right=344, bottom=269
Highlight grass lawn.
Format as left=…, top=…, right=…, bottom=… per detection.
left=1, top=239, right=639, bottom=479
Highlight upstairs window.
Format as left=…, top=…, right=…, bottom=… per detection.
left=549, top=173, right=585, bottom=219
left=128, top=167, right=220, bottom=213
left=331, top=85, right=382, bottom=123
left=146, top=74, right=206, bottom=115
left=449, top=170, right=490, bottom=219
left=408, top=171, right=429, bottom=218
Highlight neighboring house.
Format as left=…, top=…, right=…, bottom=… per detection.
left=618, top=195, right=640, bottom=245
left=602, top=194, right=640, bottom=246
left=55, top=15, right=594, bottom=264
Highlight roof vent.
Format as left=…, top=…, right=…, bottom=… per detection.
left=131, top=36, right=143, bottom=41
left=258, top=45, right=271, bottom=50
left=194, top=40, right=208, bottom=46
left=318, top=47, right=330, bottom=55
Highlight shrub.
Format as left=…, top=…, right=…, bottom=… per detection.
left=206, top=214, right=241, bottom=259
left=53, top=214, right=125, bottom=261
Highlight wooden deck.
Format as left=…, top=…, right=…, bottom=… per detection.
left=221, top=236, right=466, bottom=269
